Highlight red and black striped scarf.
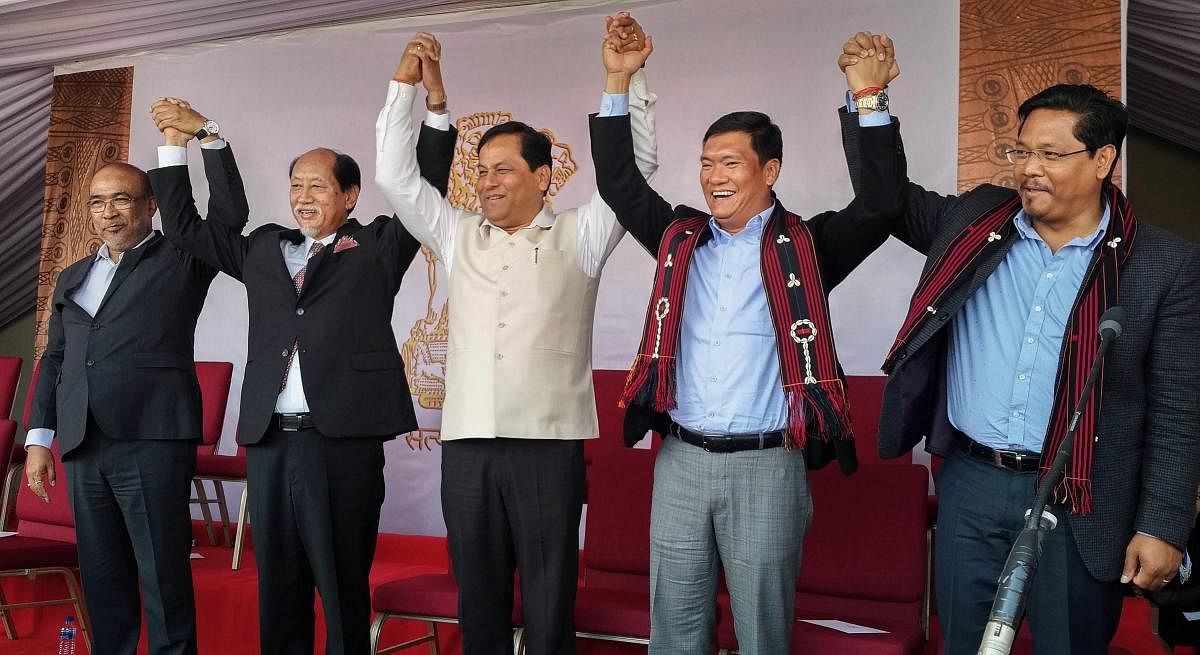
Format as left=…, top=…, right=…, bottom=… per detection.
left=882, top=183, right=1138, bottom=514
left=620, top=205, right=853, bottom=449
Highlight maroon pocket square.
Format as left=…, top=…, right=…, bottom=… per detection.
left=333, top=235, right=360, bottom=253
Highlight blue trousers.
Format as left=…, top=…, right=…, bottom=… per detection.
left=935, top=448, right=1125, bottom=655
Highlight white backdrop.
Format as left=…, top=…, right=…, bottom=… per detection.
left=63, top=0, right=958, bottom=535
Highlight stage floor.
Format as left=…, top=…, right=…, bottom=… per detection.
left=0, top=527, right=1173, bottom=654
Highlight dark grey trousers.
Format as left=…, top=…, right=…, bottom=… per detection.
left=64, top=426, right=198, bottom=655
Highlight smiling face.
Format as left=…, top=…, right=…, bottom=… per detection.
left=475, top=133, right=550, bottom=231
left=1014, top=108, right=1114, bottom=229
left=289, top=148, right=358, bottom=239
left=699, top=130, right=779, bottom=231
left=88, top=164, right=155, bottom=258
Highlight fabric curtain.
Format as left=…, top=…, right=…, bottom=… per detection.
left=1128, top=0, right=1200, bottom=152
left=0, top=66, right=52, bottom=330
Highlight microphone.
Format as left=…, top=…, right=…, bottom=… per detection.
left=1098, top=306, right=1125, bottom=342
left=978, top=306, right=1125, bottom=655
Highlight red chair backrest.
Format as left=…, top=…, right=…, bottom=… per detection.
left=843, top=375, right=913, bottom=465
left=21, top=359, right=40, bottom=431
left=0, top=356, right=21, bottom=419
left=797, top=464, right=928, bottom=605
left=581, top=447, right=655, bottom=590
left=592, top=369, right=629, bottom=450
left=195, top=361, right=234, bottom=449
left=15, top=441, right=75, bottom=542
left=0, top=418, right=15, bottom=483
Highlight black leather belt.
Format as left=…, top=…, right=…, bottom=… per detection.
left=274, top=413, right=315, bottom=431
left=956, top=432, right=1041, bottom=472
left=669, top=422, right=784, bottom=453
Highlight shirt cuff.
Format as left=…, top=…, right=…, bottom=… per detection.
left=200, top=138, right=228, bottom=150
left=424, top=111, right=451, bottom=131
left=25, top=428, right=54, bottom=450
left=600, top=92, right=630, bottom=117
left=844, top=90, right=892, bottom=127
left=157, top=145, right=187, bottom=167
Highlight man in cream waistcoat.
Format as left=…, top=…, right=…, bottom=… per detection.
left=374, top=18, right=657, bottom=655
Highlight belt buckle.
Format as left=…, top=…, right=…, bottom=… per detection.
left=992, top=448, right=1021, bottom=470
left=278, top=413, right=301, bottom=431
left=702, top=435, right=716, bottom=453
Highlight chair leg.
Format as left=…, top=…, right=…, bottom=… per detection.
left=0, top=582, right=16, bottom=640
left=212, top=480, right=233, bottom=547
left=511, top=626, right=524, bottom=655
left=369, top=612, right=387, bottom=654
left=0, top=464, right=20, bottom=531
left=231, top=486, right=249, bottom=571
left=193, top=479, right=218, bottom=546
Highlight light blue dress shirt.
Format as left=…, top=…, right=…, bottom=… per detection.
left=601, top=92, right=890, bottom=434
left=947, top=205, right=1111, bottom=453
left=666, top=208, right=789, bottom=433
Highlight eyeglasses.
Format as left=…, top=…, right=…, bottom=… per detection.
left=87, top=195, right=143, bottom=213
left=1003, top=148, right=1090, bottom=164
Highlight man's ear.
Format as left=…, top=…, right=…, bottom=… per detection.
left=764, top=159, right=781, bottom=186
left=1093, top=144, right=1118, bottom=183
left=536, top=165, right=552, bottom=194
left=344, top=184, right=361, bottom=210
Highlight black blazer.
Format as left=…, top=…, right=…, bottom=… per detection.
left=148, top=131, right=456, bottom=444
left=588, top=109, right=909, bottom=471
left=879, top=181, right=1200, bottom=580
left=28, top=160, right=250, bottom=453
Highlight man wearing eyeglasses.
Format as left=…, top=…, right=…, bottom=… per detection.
left=842, top=30, right=1200, bottom=654
left=24, top=158, right=249, bottom=654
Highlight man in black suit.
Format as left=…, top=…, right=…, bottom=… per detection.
left=839, top=30, right=1200, bottom=653
left=146, top=98, right=455, bottom=655
left=24, top=155, right=248, bottom=654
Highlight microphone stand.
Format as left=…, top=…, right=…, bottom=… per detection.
left=978, top=314, right=1123, bottom=655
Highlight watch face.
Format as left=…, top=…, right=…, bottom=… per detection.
left=875, top=92, right=889, bottom=112
left=203, top=120, right=219, bottom=135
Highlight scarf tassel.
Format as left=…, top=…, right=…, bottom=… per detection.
left=620, top=354, right=678, bottom=413
left=1049, top=476, right=1093, bottom=515
left=785, top=382, right=853, bottom=450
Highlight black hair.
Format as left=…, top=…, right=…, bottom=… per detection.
left=1017, top=84, right=1127, bottom=182
left=477, top=121, right=553, bottom=173
left=703, top=111, right=784, bottom=166
left=288, top=149, right=361, bottom=193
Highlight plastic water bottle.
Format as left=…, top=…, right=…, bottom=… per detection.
left=57, top=615, right=76, bottom=654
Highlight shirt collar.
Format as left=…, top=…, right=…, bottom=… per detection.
left=95, top=230, right=155, bottom=264
left=302, top=231, right=338, bottom=253
left=479, top=204, right=555, bottom=237
left=1013, top=202, right=1111, bottom=250
left=708, top=203, right=774, bottom=243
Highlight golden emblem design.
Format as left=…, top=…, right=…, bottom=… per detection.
left=399, top=111, right=578, bottom=446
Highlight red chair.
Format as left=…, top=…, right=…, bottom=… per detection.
left=0, top=356, right=21, bottom=419
left=1, top=362, right=41, bottom=531
left=573, top=446, right=656, bottom=646
left=716, top=464, right=929, bottom=654
left=0, top=441, right=91, bottom=651
left=0, top=420, right=15, bottom=533
left=369, top=558, right=524, bottom=653
left=190, top=361, right=234, bottom=547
